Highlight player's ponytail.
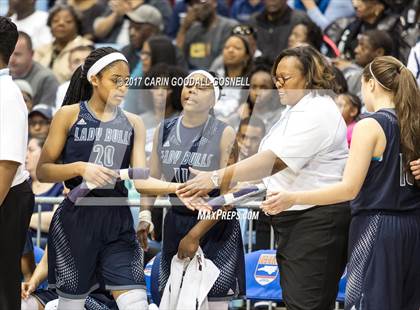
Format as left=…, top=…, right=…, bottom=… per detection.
left=62, top=47, right=122, bottom=106
left=363, top=56, right=420, bottom=186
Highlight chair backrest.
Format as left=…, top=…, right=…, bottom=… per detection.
left=33, top=246, right=44, bottom=264
left=336, top=267, right=347, bottom=302
left=245, top=250, right=282, bottom=302
left=33, top=246, right=47, bottom=289
left=145, top=252, right=162, bottom=305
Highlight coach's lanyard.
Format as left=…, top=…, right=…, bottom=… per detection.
left=175, top=114, right=210, bottom=146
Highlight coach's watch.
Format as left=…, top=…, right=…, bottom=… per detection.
left=210, top=171, right=220, bottom=188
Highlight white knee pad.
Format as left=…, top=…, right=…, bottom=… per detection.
left=57, top=296, right=86, bottom=310
left=21, top=296, right=39, bottom=310
left=44, top=299, right=59, bottom=310
left=208, top=300, right=229, bottom=310
left=116, top=289, right=148, bottom=310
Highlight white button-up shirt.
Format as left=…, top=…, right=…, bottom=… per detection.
left=0, top=68, right=29, bottom=187
left=259, top=93, right=348, bottom=211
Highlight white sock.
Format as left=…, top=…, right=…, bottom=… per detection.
left=57, top=296, right=86, bottom=310
left=208, top=300, right=229, bottom=310
left=21, top=296, right=39, bottom=310
left=116, top=289, right=148, bottom=310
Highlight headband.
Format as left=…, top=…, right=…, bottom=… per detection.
left=87, top=52, right=128, bottom=82
left=369, top=62, right=391, bottom=91
left=185, top=70, right=220, bottom=104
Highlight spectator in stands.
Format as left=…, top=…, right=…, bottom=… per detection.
left=93, top=0, right=172, bottom=45
left=229, top=59, right=284, bottom=131
left=235, top=116, right=271, bottom=251
left=289, top=0, right=355, bottom=30
left=209, top=24, right=262, bottom=76
left=34, top=4, right=92, bottom=83
left=335, top=92, right=362, bottom=147
left=9, top=32, right=59, bottom=107
left=67, top=0, right=107, bottom=41
left=167, top=0, right=230, bottom=38
left=211, top=34, right=253, bottom=121
left=141, top=35, right=180, bottom=75
left=121, top=4, right=163, bottom=75
left=333, top=29, right=393, bottom=97
left=28, top=104, right=53, bottom=139
left=407, top=40, right=420, bottom=86
left=210, top=34, right=253, bottom=78
left=231, top=0, right=265, bottom=23
left=26, top=136, right=63, bottom=248
left=287, top=19, right=323, bottom=50
left=55, top=45, right=94, bottom=109
left=248, top=0, right=310, bottom=63
left=9, top=0, right=53, bottom=48
left=325, top=0, right=414, bottom=62
left=176, top=0, right=238, bottom=70
left=237, top=116, right=266, bottom=161
left=14, top=79, right=34, bottom=111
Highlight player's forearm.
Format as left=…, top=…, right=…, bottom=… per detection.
left=189, top=206, right=234, bottom=239
left=29, top=212, right=55, bottom=233
left=293, top=181, right=357, bottom=206
left=139, top=194, right=157, bottom=211
left=37, top=162, right=83, bottom=183
left=31, top=247, right=48, bottom=287
left=217, top=150, right=285, bottom=185
left=134, top=177, right=178, bottom=195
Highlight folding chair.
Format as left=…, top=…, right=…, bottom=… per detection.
left=245, top=250, right=282, bottom=309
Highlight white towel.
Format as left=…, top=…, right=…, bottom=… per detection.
left=160, top=247, right=220, bottom=310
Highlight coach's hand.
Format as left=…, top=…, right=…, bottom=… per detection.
left=21, top=280, right=36, bottom=299
left=176, top=168, right=215, bottom=198
left=137, top=221, right=151, bottom=251
left=261, top=191, right=296, bottom=215
left=178, top=234, right=199, bottom=259
left=80, top=162, right=119, bottom=187
left=410, top=159, right=420, bottom=180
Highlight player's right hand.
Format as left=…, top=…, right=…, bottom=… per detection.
left=80, top=163, right=119, bottom=188
left=137, top=221, right=151, bottom=251
left=21, top=281, right=36, bottom=299
left=410, top=159, right=420, bottom=180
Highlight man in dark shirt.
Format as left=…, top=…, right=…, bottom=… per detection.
left=248, top=0, right=310, bottom=62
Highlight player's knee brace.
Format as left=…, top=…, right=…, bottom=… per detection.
left=116, top=289, right=148, bottom=310
left=208, top=300, right=229, bottom=310
left=21, top=296, right=39, bottom=310
left=57, top=296, right=86, bottom=310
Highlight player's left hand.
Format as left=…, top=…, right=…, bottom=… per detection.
left=177, top=234, right=199, bottom=259
left=176, top=168, right=215, bottom=198
left=260, top=191, right=296, bottom=215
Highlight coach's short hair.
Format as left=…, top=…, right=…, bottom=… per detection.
left=0, top=17, right=18, bottom=64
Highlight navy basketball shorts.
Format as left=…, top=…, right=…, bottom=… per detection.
left=345, top=210, right=420, bottom=310
left=48, top=198, right=145, bottom=299
left=159, top=208, right=246, bottom=300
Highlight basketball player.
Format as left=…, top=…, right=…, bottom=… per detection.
left=138, top=70, right=245, bottom=310
left=36, top=47, right=178, bottom=310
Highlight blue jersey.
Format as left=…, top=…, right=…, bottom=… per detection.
left=351, top=109, right=420, bottom=214
left=61, top=101, right=134, bottom=197
left=157, top=115, right=227, bottom=213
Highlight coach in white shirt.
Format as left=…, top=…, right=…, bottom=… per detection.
left=0, top=17, right=34, bottom=310
left=178, top=46, right=351, bottom=310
